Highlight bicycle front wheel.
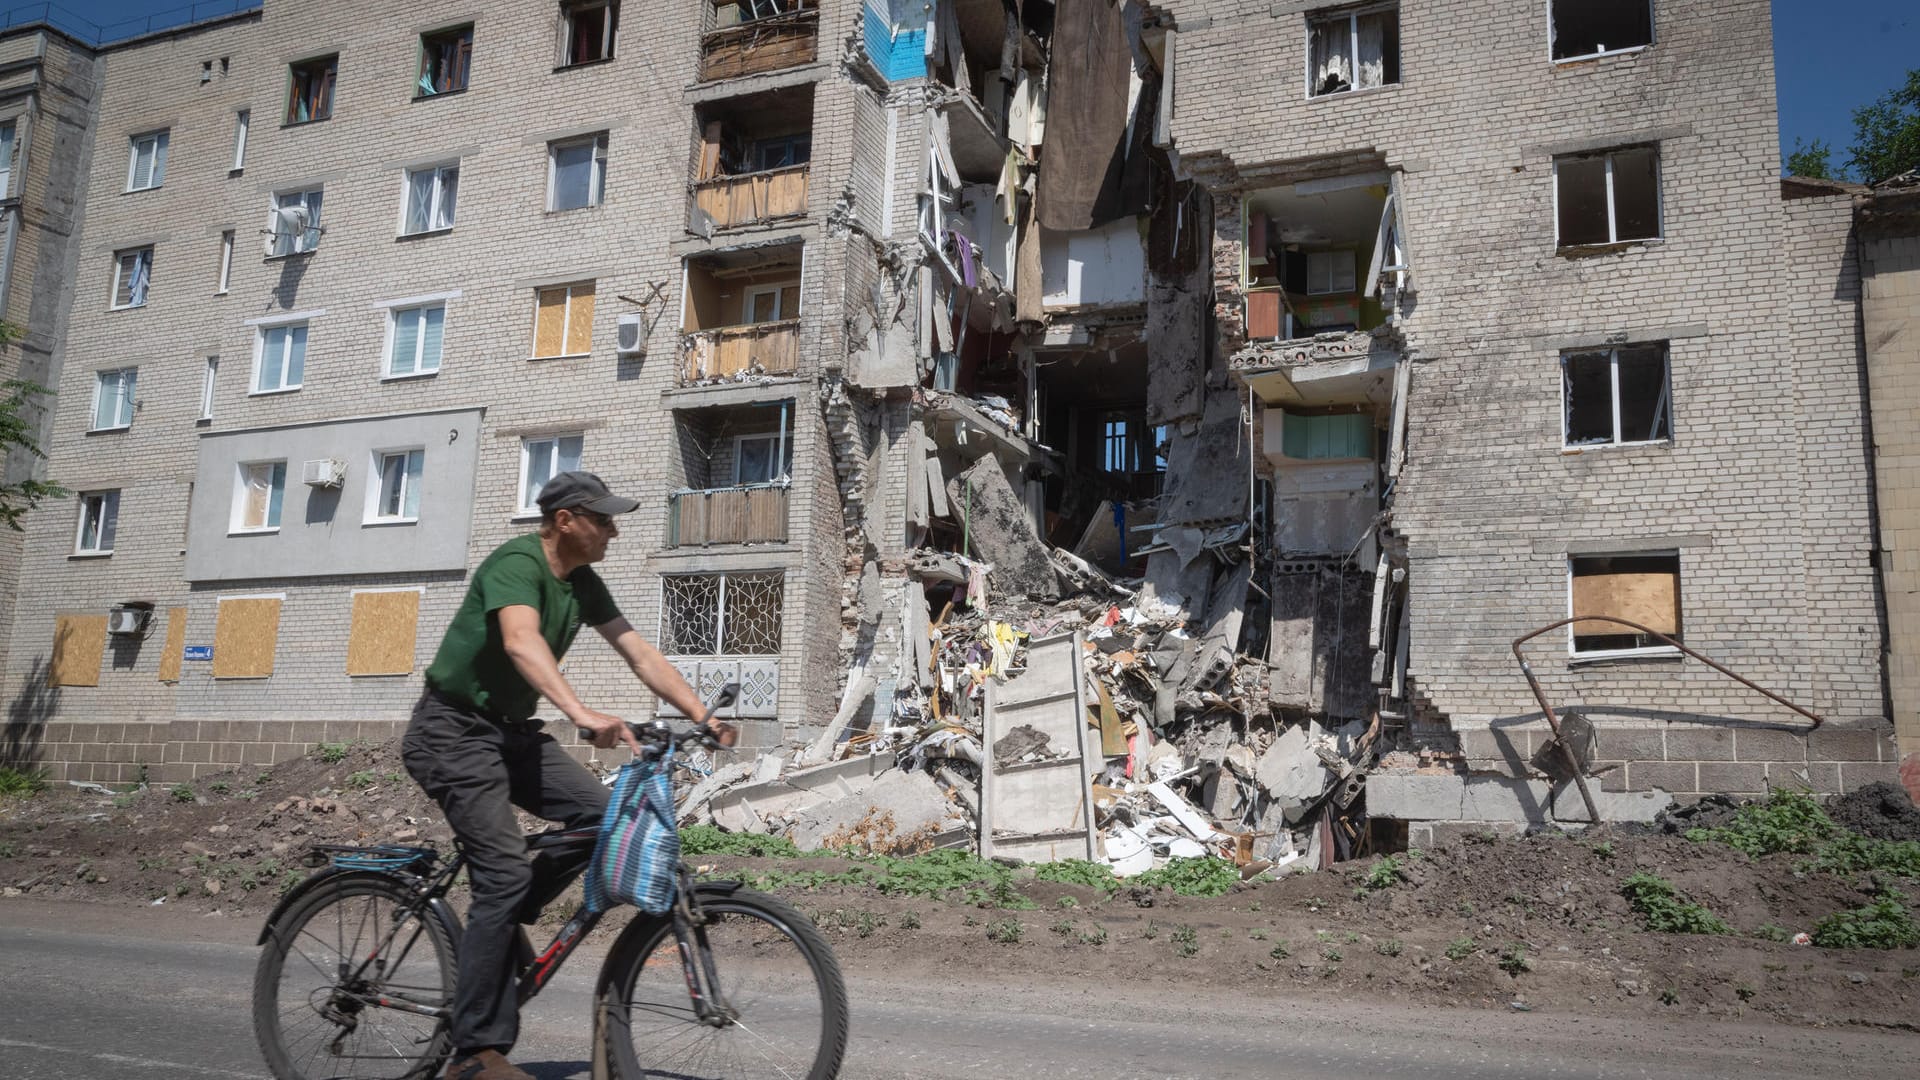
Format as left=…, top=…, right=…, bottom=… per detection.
left=253, top=873, right=456, bottom=1080
left=603, top=888, right=849, bottom=1080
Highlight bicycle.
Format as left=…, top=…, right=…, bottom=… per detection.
left=251, top=695, right=849, bottom=1080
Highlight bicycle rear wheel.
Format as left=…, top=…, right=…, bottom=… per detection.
left=602, top=888, right=848, bottom=1080
left=253, top=873, right=456, bottom=1080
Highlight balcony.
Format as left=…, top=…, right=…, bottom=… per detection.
left=699, top=6, right=819, bottom=82
left=693, top=164, right=808, bottom=230
left=667, top=483, right=790, bottom=546
left=681, top=319, right=800, bottom=381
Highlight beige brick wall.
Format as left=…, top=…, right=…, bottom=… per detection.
left=1861, top=214, right=1920, bottom=759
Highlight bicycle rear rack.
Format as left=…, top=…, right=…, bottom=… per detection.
left=304, top=843, right=439, bottom=872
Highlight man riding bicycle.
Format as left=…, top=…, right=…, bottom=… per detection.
left=402, top=471, right=728, bottom=1080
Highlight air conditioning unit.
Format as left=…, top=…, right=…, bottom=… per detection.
left=108, top=606, right=150, bottom=635
left=615, top=313, right=646, bottom=359
left=302, top=457, right=346, bottom=488
left=264, top=204, right=310, bottom=256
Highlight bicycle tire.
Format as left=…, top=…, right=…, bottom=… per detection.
left=601, top=888, right=849, bottom=1080
left=253, top=873, right=457, bottom=1080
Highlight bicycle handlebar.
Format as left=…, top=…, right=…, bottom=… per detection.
left=580, top=681, right=742, bottom=750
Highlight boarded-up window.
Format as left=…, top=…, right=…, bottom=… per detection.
left=213, top=596, right=282, bottom=678
left=532, top=282, right=594, bottom=357
left=1570, top=553, right=1679, bottom=654
left=156, top=607, right=188, bottom=683
left=346, top=589, right=421, bottom=676
left=48, top=614, right=108, bottom=687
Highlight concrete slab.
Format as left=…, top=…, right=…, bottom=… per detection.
left=1365, top=773, right=1553, bottom=823
left=786, top=768, right=963, bottom=852
left=948, top=457, right=1059, bottom=599
left=1256, top=725, right=1331, bottom=822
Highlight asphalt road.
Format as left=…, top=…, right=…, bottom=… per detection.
left=2, top=901, right=1917, bottom=1080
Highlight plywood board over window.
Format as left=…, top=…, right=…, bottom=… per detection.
left=156, top=607, right=188, bottom=683
left=213, top=596, right=282, bottom=678
left=48, top=614, right=108, bottom=687
left=1572, top=570, right=1678, bottom=634
left=347, top=589, right=421, bottom=676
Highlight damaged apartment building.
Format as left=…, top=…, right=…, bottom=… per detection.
left=0, top=0, right=1908, bottom=870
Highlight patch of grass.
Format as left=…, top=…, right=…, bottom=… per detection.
left=1321, top=946, right=1343, bottom=962
left=1375, top=938, right=1404, bottom=957
left=1687, top=789, right=1920, bottom=877
left=1445, top=937, right=1477, bottom=961
left=1591, top=841, right=1615, bottom=859
left=986, top=919, right=1024, bottom=944
left=207, top=780, right=230, bottom=795
left=1132, top=856, right=1240, bottom=897
left=1810, top=892, right=1920, bottom=950
left=344, top=771, right=376, bottom=790
left=899, top=911, right=921, bottom=930
left=1171, top=924, right=1199, bottom=957
left=1621, top=872, right=1732, bottom=935
left=1055, top=895, right=1078, bottom=909
left=1078, top=926, right=1108, bottom=946
left=1363, top=854, right=1404, bottom=891
left=169, top=784, right=196, bottom=803
left=1268, top=941, right=1291, bottom=960
left=854, top=911, right=883, bottom=938
left=1049, top=920, right=1076, bottom=937
left=0, top=766, right=48, bottom=797
left=1658, top=987, right=1679, bottom=1006
left=680, top=825, right=802, bottom=858
left=1498, top=943, right=1532, bottom=975
left=1249, top=928, right=1268, bottom=941
left=1031, top=858, right=1119, bottom=892
left=1754, top=923, right=1792, bottom=943
left=314, top=742, right=350, bottom=764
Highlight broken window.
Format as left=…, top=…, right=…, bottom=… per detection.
left=1551, top=0, right=1653, bottom=62
left=1569, top=553, right=1679, bottom=655
left=1555, top=146, right=1660, bottom=247
left=560, top=1, right=618, bottom=67
left=660, top=571, right=784, bottom=656
left=111, top=248, right=152, bottom=310
left=1305, top=250, right=1357, bottom=295
left=1563, top=343, right=1670, bottom=447
left=417, top=24, right=473, bottom=96
left=285, top=55, right=336, bottom=124
left=1306, top=4, right=1400, bottom=97
left=750, top=133, right=811, bottom=171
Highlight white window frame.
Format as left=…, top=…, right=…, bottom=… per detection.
left=400, top=162, right=459, bottom=236
left=741, top=284, right=796, bottom=323
left=1548, top=0, right=1656, bottom=65
left=110, top=247, right=154, bottom=310
left=231, top=109, right=249, bottom=172
left=1303, top=250, right=1357, bottom=295
left=231, top=460, right=287, bottom=534
left=547, top=133, right=608, bottom=211
left=560, top=1, right=619, bottom=66
left=1552, top=147, right=1663, bottom=248
left=267, top=188, right=324, bottom=257
left=126, top=129, right=169, bottom=191
left=1566, top=550, right=1682, bottom=661
left=366, top=447, right=426, bottom=524
left=731, top=431, right=790, bottom=485
left=199, top=356, right=218, bottom=422
left=517, top=433, right=585, bottom=515
left=384, top=303, right=446, bottom=379
left=90, top=367, right=137, bottom=431
left=0, top=119, right=15, bottom=199
left=251, top=321, right=308, bottom=395
left=1561, top=344, right=1672, bottom=450
left=217, top=230, right=234, bottom=294
left=1303, top=3, right=1400, bottom=100
left=74, top=490, right=119, bottom=556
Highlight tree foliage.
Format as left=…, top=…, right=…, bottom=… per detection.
left=0, top=320, right=67, bottom=531
left=1784, top=138, right=1835, bottom=180
left=1847, top=68, right=1920, bottom=186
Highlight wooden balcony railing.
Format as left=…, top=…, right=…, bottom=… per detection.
left=666, top=484, right=790, bottom=546
left=699, top=9, right=819, bottom=82
left=692, top=165, right=809, bottom=230
left=680, top=319, right=801, bottom=382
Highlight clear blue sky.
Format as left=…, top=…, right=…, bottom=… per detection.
left=56, top=0, right=1920, bottom=175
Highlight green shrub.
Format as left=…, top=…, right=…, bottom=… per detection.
left=1364, top=855, right=1404, bottom=891
left=1132, top=857, right=1240, bottom=897
left=1621, top=872, right=1731, bottom=935
left=1811, top=892, right=1920, bottom=950
left=1498, top=943, right=1532, bottom=975
left=986, top=919, right=1024, bottom=944
left=1375, top=938, right=1404, bottom=957
left=680, top=825, right=801, bottom=858
left=315, top=742, right=349, bottom=764
left=0, top=766, right=48, bottom=797
left=1032, top=858, right=1119, bottom=892
left=1686, top=789, right=1920, bottom=876
left=169, top=784, right=196, bottom=803
left=1445, top=937, right=1476, bottom=961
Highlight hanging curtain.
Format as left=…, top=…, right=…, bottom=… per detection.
left=1310, top=18, right=1351, bottom=95
left=1356, top=14, right=1385, bottom=89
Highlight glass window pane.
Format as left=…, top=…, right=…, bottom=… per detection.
left=1563, top=352, right=1615, bottom=445
left=404, top=450, right=424, bottom=518
left=553, top=142, right=592, bottom=209
left=737, top=438, right=773, bottom=484
left=420, top=306, right=444, bottom=371
left=98, top=492, right=118, bottom=551
left=267, top=463, right=286, bottom=527
left=1556, top=157, right=1611, bottom=246
left=435, top=166, right=458, bottom=229
left=405, top=170, right=434, bottom=233
left=525, top=440, right=554, bottom=508
left=391, top=309, right=420, bottom=374
left=1615, top=346, right=1670, bottom=442
left=287, top=326, right=307, bottom=385
left=557, top=435, right=583, bottom=472
left=118, top=370, right=136, bottom=427
left=1611, top=148, right=1660, bottom=241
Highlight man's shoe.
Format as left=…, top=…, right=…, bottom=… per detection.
left=444, top=1048, right=535, bottom=1080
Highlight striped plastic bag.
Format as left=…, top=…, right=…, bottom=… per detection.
left=584, top=746, right=680, bottom=914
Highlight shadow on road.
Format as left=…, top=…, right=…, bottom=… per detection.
left=519, top=1061, right=589, bottom=1080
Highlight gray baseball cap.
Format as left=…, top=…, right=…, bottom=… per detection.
left=536, top=471, right=640, bottom=515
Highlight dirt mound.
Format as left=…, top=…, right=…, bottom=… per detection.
left=1828, top=782, right=1920, bottom=843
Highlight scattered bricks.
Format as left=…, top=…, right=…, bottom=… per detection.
left=1626, top=761, right=1697, bottom=793
left=1807, top=725, right=1885, bottom=763
left=1734, top=728, right=1808, bottom=763
left=1766, top=761, right=1840, bottom=793
left=1696, top=762, right=1768, bottom=795
left=1665, top=728, right=1735, bottom=762
left=1839, top=762, right=1902, bottom=791
left=1596, top=727, right=1665, bottom=762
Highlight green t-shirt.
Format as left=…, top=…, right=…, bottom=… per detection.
left=424, top=533, right=620, bottom=720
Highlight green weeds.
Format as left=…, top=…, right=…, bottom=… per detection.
left=1132, top=857, right=1240, bottom=897
left=1687, top=790, right=1920, bottom=876
left=0, top=766, right=48, bottom=797
left=1445, top=937, right=1477, bottom=961
left=1363, top=855, right=1405, bottom=891
left=1811, top=892, right=1920, bottom=950
left=1621, top=872, right=1731, bottom=935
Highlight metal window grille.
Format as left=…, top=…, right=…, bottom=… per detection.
left=661, top=571, right=782, bottom=656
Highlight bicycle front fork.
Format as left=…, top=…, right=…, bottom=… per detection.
left=672, top=874, right=735, bottom=1026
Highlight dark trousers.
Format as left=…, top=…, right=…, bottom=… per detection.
left=402, top=691, right=609, bottom=1054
